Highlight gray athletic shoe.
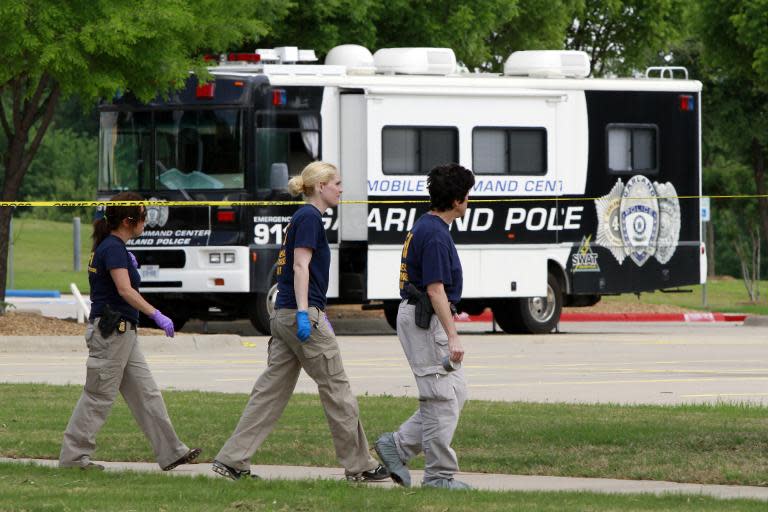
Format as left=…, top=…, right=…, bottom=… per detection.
left=80, top=462, right=105, bottom=471
left=422, top=478, right=472, bottom=490
left=374, top=432, right=411, bottom=487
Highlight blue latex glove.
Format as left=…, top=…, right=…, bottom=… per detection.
left=128, top=251, right=139, bottom=269
left=150, top=309, right=175, bottom=338
left=296, top=310, right=311, bottom=343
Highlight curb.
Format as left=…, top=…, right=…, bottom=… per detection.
left=459, top=311, right=749, bottom=323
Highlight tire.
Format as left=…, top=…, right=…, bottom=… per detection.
left=493, top=271, right=563, bottom=334
left=248, top=282, right=278, bottom=335
left=383, top=301, right=399, bottom=331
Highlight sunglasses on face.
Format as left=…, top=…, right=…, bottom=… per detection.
left=128, top=210, right=147, bottom=222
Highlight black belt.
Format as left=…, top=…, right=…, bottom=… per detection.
left=91, top=318, right=137, bottom=331
left=405, top=297, right=458, bottom=314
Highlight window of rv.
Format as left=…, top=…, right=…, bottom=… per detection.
left=607, top=124, right=658, bottom=173
left=255, top=112, right=320, bottom=190
left=154, top=109, right=245, bottom=190
left=472, top=127, right=547, bottom=175
left=98, top=111, right=152, bottom=191
left=381, top=126, right=458, bottom=175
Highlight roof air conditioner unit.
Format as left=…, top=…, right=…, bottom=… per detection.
left=373, top=48, right=456, bottom=75
left=504, top=50, right=590, bottom=78
left=325, top=44, right=375, bottom=74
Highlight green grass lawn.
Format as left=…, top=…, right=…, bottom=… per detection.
left=8, top=217, right=91, bottom=293
left=600, top=276, right=768, bottom=315
left=1, top=463, right=765, bottom=512
left=2, top=383, right=767, bottom=487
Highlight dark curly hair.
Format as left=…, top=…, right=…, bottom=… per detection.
left=427, top=163, right=475, bottom=211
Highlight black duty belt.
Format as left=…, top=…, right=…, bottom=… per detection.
left=91, top=318, right=137, bottom=331
left=405, top=297, right=458, bottom=314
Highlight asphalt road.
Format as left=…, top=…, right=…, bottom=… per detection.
left=2, top=321, right=767, bottom=405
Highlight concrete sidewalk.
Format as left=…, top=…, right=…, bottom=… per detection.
left=3, top=457, right=767, bottom=502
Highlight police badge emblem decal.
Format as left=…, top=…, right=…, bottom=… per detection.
left=145, top=198, right=169, bottom=228
left=619, top=175, right=659, bottom=266
left=654, top=182, right=681, bottom=264
left=595, top=180, right=626, bottom=264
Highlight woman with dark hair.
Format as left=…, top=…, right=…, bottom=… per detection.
left=375, top=163, right=475, bottom=490
left=59, top=192, right=200, bottom=471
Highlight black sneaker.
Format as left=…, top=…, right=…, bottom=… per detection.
left=212, top=459, right=260, bottom=480
left=346, top=464, right=390, bottom=482
left=162, top=448, right=202, bottom=471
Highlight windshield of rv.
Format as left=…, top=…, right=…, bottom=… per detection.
left=98, top=109, right=244, bottom=191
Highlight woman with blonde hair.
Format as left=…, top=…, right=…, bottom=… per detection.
left=212, top=161, right=388, bottom=482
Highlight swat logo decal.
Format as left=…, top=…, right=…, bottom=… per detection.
left=595, top=176, right=681, bottom=267
left=571, top=235, right=600, bottom=272
left=145, top=199, right=169, bottom=228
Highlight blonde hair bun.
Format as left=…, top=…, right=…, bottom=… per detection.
left=288, top=161, right=338, bottom=197
left=287, top=176, right=305, bottom=196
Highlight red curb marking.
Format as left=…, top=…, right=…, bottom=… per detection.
left=457, top=310, right=748, bottom=323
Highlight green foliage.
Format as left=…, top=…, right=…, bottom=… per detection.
left=486, top=0, right=579, bottom=71
left=257, top=0, right=379, bottom=57
left=696, top=0, right=768, bottom=277
left=372, top=0, right=519, bottom=70
left=566, top=0, right=689, bottom=76
left=0, top=0, right=288, bottom=103
left=17, top=128, right=97, bottom=221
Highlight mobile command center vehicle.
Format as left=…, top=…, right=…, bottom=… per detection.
left=97, top=44, right=705, bottom=334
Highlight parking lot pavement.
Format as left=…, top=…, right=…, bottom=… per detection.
left=2, top=322, right=767, bottom=405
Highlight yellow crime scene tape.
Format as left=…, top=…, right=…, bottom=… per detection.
left=0, top=194, right=765, bottom=208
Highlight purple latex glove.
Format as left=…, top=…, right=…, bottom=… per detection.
left=150, top=309, right=175, bottom=338
left=128, top=251, right=139, bottom=269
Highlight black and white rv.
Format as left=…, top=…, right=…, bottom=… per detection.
left=97, top=45, right=705, bottom=334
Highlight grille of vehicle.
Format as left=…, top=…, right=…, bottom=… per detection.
left=132, top=250, right=186, bottom=268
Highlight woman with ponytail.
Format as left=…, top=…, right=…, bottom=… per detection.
left=59, top=191, right=200, bottom=471
left=212, top=162, right=388, bottom=482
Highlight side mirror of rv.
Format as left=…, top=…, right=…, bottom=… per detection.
left=270, top=162, right=289, bottom=190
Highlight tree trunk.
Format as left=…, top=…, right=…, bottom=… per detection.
left=752, top=138, right=768, bottom=245
left=0, top=207, right=10, bottom=310
left=0, top=76, right=61, bottom=309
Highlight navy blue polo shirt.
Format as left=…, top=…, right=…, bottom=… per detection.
left=275, top=205, right=331, bottom=310
left=88, top=235, right=140, bottom=322
left=399, top=213, right=463, bottom=304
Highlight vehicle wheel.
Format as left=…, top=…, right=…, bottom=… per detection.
left=493, top=272, right=563, bottom=334
left=248, top=282, right=278, bottom=335
left=383, top=301, right=399, bottom=331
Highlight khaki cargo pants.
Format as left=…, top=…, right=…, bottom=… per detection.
left=59, top=323, right=189, bottom=469
left=393, top=302, right=468, bottom=482
left=215, top=307, right=378, bottom=475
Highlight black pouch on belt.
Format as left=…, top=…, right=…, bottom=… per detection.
left=97, top=304, right=123, bottom=338
left=407, top=283, right=434, bottom=329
